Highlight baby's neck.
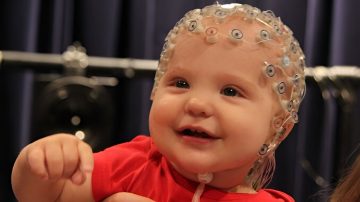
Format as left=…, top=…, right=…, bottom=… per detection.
left=170, top=161, right=256, bottom=194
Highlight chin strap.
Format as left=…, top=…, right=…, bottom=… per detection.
left=192, top=173, right=213, bottom=202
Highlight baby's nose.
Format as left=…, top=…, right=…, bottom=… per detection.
left=184, top=97, right=213, bottom=117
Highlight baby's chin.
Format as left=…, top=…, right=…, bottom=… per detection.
left=169, top=159, right=213, bottom=175
left=170, top=160, right=253, bottom=190
left=169, top=157, right=232, bottom=177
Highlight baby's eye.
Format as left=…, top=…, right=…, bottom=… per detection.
left=221, top=87, right=241, bottom=97
left=175, top=79, right=190, bottom=88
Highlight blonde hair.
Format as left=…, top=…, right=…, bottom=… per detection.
left=330, top=155, right=360, bottom=202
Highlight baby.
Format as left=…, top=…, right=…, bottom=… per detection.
left=12, top=3, right=305, bottom=202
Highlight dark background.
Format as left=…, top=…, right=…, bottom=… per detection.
left=1, top=0, right=360, bottom=201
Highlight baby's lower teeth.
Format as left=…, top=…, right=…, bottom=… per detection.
left=194, top=133, right=207, bottom=138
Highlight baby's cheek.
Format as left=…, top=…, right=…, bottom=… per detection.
left=155, top=96, right=174, bottom=109
left=149, top=96, right=177, bottom=128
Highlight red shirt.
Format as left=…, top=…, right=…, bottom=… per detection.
left=92, top=135, right=294, bottom=202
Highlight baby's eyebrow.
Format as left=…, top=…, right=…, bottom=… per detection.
left=217, top=73, right=266, bottom=100
left=164, top=68, right=181, bottom=77
left=219, top=72, right=256, bottom=86
left=219, top=73, right=259, bottom=89
left=166, top=65, right=192, bottom=75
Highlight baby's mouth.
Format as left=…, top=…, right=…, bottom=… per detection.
left=180, top=128, right=218, bottom=139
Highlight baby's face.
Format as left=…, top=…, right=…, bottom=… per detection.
left=149, top=17, right=282, bottom=180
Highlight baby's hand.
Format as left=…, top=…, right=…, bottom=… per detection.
left=24, top=133, right=93, bottom=185
left=102, top=192, right=155, bottom=202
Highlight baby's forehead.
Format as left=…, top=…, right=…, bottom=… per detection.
left=172, top=17, right=284, bottom=68
left=171, top=12, right=290, bottom=64
left=200, top=15, right=275, bottom=39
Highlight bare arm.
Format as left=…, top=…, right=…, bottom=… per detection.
left=102, top=192, right=155, bottom=202
left=11, top=134, right=94, bottom=202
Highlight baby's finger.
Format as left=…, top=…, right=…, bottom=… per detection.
left=44, top=142, right=64, bottom=180
left=62, top=140, right=80, bottom=178
left=27, top=147, right=48, bottom=179
left=77, top=142, right=93, bottom=173
left=70, top=168, right=85, bottom=185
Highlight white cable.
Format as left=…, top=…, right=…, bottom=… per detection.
left=191, top=172, right=213, bottom=202
left=192, top=183, right=206, bottom=202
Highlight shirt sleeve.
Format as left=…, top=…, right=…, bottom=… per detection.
left=91, top=135, right=151, bottom=201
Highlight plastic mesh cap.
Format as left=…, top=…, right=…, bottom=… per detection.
left=151, top=3, right=306, bottom=125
